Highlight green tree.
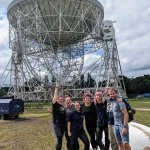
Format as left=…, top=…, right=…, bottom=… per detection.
left=0, top=88, right=7, bottom=97
left=51, top=75, right=56, bottom=83
left=80, top=74, right=84, bottom=88
left=86, top=73, right=96, bottom=88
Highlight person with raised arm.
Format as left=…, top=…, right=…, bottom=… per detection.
left=51, top=83, right=66, bottom=150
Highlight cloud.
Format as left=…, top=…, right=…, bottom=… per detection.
left=0, top=1, right=11, bottom=84
left=0, top=16, right=9, bottom=47
left=100, top=0, right=150, bottom=77
left=0, top=0, right=150, bottom=85
left=0, top=0, right=12, bottom=8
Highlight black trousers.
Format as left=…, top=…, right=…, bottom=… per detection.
left=96, top=125, right=110, bottom=150
left=70, top=129, right=89, bottom=150
left=53, top=123, right=65, bottom=150
left=86, top=125, right=97, bottom=148
left=64, top=125, right=80, bottom=150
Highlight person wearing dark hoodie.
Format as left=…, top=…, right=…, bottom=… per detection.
left=94, top=92, right=110, bottom=150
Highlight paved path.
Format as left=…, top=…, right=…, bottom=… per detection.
left=135, top=108, right=150, bottom=111
left=90, top=123, right=150, bottom=150
left=133, top=102, right=150, bottom=103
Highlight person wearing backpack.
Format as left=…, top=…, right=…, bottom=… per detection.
left=103, top=88, right=119, bottom=150
left=107, top=88, right=131, bottom=150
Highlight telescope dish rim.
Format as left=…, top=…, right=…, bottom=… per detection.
left=7, top=0, right=104, bottom=13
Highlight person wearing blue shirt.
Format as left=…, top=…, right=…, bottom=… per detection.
left=107, top=88, right=131, bottom=150
left=104, top=88, right=119, bottom=150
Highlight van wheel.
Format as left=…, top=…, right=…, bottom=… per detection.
left=4, top=114, right=9, bottom=120
left=15, top=115, right=19, bottom=119
left=1, top=115, right=4, bottom=120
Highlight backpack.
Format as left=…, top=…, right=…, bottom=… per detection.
left=122, top=98, right=136, bottom=122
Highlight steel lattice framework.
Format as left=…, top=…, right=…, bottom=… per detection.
left=0, top=0, right=126, bottom=101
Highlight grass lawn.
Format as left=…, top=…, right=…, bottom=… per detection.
left=129, top=102, right=150, bottom=109
left=0, top=108, right=85, bottom=150
left=134, top=110, right=150, bottom=127
left=128, top=99, right=150, bottom=109
left=128, top=98, right=150, bottom=102
left=127, top=99, right=150, bottom=126
left=0, top=99, right=149, bottom=150
left=24, top=98, right=150, bottom=109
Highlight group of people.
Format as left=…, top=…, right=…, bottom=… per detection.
left=48, top=84, right=131, bottom=150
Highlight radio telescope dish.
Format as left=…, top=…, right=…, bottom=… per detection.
left=8, top=0, right=104, bottom=50
left=2, top=0, right=127, bottom=101
left=7, top=0, right=104, bottom=85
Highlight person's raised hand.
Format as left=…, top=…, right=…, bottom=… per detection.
left=118, top=98, right=122, bottom=102
left=55, top=82, right=60, bottom=89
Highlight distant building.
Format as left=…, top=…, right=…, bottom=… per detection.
left=143, top=93, right=150, bottom=98
left=136, top=93, right=150, bottom=99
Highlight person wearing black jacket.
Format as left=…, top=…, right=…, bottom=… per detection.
left=94, top=92, right=110, bottom=150
left=68, top=102, right=89, bottom=150
left=81, top=93, right=97, bottom=150
left=52, top=84, right=66, bottom=150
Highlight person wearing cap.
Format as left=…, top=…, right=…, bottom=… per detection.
left=94, top=92, right=110, bottom=150
left=81, top=93, right=97, bottom=150
left=51, top=83, right=66, bottom=150
left=68, top=102, right=90, bottom=150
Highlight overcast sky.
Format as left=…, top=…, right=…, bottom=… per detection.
left=0, top=0, right=150, bottom=80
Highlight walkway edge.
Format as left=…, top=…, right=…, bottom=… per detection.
left=130, top=122, right=150, bottom=138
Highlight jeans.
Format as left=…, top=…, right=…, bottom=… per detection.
left=114, top=124, right=129, bottom=143
left=96, top=125, right=110, bottom=150
left=56, top=136, right=63, bottom=150
left=70, top=129, right=89, bottom=150
left=53, top=123, right=65, bottom=150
